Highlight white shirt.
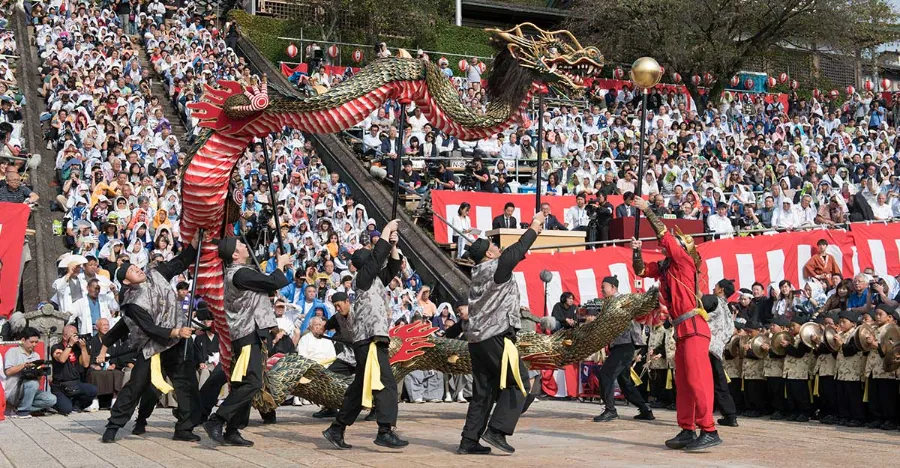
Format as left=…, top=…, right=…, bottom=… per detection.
left=706, top=214, right=734, bottom=235
left=67, top=295, right=116, bottom=336
left=565, top=205, right=589, bottom=230
left=794, top=204, right=818, bottom=225
left=873, top=202, right=893, bottom=220
left=296, top=333, right=337, bottom=363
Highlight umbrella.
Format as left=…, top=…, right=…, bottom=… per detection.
left=57, top=254, right=89, bottom=269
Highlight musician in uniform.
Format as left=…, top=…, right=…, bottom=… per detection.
left=100, top=234, right=201, bottom=443
left=740, top=322, right=767, bottom=418
left=721, top=323, right=745, bottom=417
left=647, top=319, right=676, bottom=409
left=811, top=312, right=839, bottom=424
left=322, top=220, right=407, bottom=450
left=454, top=213, right=544, bottom=455
left=834, top=310, right=866, bottom=427
left=782, top=314, right=814, bottom=422
left=763, top=317, right=788, bottom=419
left=863, top=304, right=899, bottom=430
left=202, top=238, right=291, bottom=447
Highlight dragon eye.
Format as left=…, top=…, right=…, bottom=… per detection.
left=548, top=46, right=559, bottom=57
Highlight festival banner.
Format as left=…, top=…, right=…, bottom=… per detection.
left=848, top=221, right=900, bottom=278
left=0, top=203, right=31, bottom=318
left=431, top=191, right=626, bottom=244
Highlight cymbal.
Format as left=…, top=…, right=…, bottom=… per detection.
left=880, top=323, right=900, bottom=355
left=800, top=322, right=824, bottom=349
left=824, top=327, right=842, bottom=353
left=751, top=334, right=770, bottom=358
left=883, top=344, right=900, bottom=373
left=855, top=323, right=877, bottom=352
left=771, top=331, right=791, bottom=356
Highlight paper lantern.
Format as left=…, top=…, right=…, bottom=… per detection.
left=659, top=66, right=665, bottom=76
left=778, top=72, right=789, bottom=84
left=790, top=80, right=798, bottom=90
left=812, top=88, right=821, bottom=100
left=830, top=89, right=840, bottom=98
left=704, top=73, right=714, bottom=85
left=744, top=78, right=754, bottom=90
left=881, top=78, right=892, bottom=90
left=286, top=43, right=298, bottom=58
left=458, top=59, right=468, bottom=71
left=327, top=45, right=339, bottom=58
left=672, top=72, right=682, bottom=83
left=864, top=79, right=874, bottom=92
left=613, top=67, right=624, bottom=80
left=352, top=49, right=363, bottom=63
left=691, top=74, right=701, bottom=86
left=846, top=85, right=855, bottom=95
left=730, top=75, right=740, bottom=87
left=477, top=61, right=486, bottom=73
left=767, top=76, right=777, bottom=88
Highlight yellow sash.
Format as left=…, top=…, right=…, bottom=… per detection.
left=724, top=369, right=731, bottom=384
left=808, top=379, right=814, bottom=403
left=499, top=338, right=526, bottom=396
left=630, top=367, right=643, bottom=386
left=741, top=376, right=745, bottom=391
left=813, top=375, right=820, bottom=396
left=863, top=377, right=870, bottom=403
left=665, top=369, right=673, bottom=390
left=150, top=354, right=174, bottom=393
left=230, top=345, right=252, bottom=382
left=362, top=342, right=385, bottom=408
left=319, top=357, right=336, bottom=367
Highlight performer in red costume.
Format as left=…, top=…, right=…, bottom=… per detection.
left=631, top=197, right=722, bottom=451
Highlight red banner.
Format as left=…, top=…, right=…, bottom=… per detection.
left=431, top=191, right=626, bottom=244
left=0, top=203, right=30, bottom=317
left=512, top=228, right=862, bottom=316
left=280, top=62, right=360, bottom=78
left=848, top=222, right=900, bottom=278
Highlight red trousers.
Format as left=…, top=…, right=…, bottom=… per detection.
left=674, top=333, right=715, bottom=432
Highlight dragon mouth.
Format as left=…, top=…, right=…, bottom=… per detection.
left=544, top=57, right=602, bottom=87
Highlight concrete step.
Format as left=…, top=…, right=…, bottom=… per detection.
left=138, top=45, right=191, bottom=148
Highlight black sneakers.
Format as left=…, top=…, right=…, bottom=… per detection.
left=664, top=429, right=697, bottom=449
left=634, top=409, right=656, bottom=421
left=261, top=411, right=277, bottom=425
left=457, top=438, right=492, bottom=455
left=312, top=408, right=339, bottom=418
left=132, top=420, right=147, bottom=435
left=374, top=430, right=409, bottom=448
left=223, top=430, right=254, bottom=447
left=101, top=428, right=117, bottom=444
left=322, top=425, right=352, bottom=450
left=481, top=428, right=515, bottom=454
left=592, top=409, right=619, bottom=422
left=717, top=415, right=739, bottom=427
left=684, top=430, right=722, bottom=451
left=173, top=430, right=201, bottom=442
left=202, top=415, right=226, bottom=444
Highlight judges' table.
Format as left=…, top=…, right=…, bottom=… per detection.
left=486, top=228, right=587, bottom=253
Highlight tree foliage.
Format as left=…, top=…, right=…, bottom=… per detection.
left=566, top=0, right=900, bottom=105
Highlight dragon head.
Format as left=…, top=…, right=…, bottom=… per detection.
left=487, top=23, right=604, bottom=95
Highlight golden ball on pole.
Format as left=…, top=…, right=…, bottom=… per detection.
left=630, top=57, right=663, bottom=89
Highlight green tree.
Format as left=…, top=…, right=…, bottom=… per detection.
left=566, top=0, right=899, bottom=105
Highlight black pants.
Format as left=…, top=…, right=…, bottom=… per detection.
left=785, top=378, right=812, bottom=416
left=461, top=334, right=531, bottom=442
left=596, top=343, right=648, bottom=413
left=836, top=380, right=865, bottom=422
left=766, top=377, right=786, bottom=413
left=814, top=375, right=836, bottom=417
left=868, top=378, right=899, bottom=422
left=743, top=379, right=767, bottom=412
left=649, top=368, right=674, bottom=405
left=107, top=341, right=199, bottom=432
left=213, top=334, right=264, bottom=432
left=328, top=359, right=356, bottom=376
left=51, top=382, right=98, bottom=415
left=335, top=340, right=398, bottom=430
left=710, top=354, right=736, bottom=417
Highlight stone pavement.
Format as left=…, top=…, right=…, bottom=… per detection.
left=1, top=399, right=896, bottom=468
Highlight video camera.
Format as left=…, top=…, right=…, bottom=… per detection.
left=21, top=360, right=51, bottom=380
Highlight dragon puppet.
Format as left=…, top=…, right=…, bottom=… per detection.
left=179, top=23, right=611, bottom=409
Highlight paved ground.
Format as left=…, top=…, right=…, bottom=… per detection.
left=1, top=399, right=896, bottom=468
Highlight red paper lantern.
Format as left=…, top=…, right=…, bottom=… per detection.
left=778, top=72, right=789, bottom=84
left=458, top=59, right=469, bottom=71
left=790, top=80, right=799, bottom=90
left=864, top=79, right=874, bottom=92
left=613, top=67, right=624, bottom=80
left=812, top=88, right=821, bottom=100
left=767, top=76, right=777, bottom=88
left=477, top=61, right=486, bottom=73
left=659, top=66, right=665, bottom=76
left=744, top=78, right=754, bottom=90
left=881, top=78, right=892, bottom=90
left=327, top=45, right=339, bottom=58
left=352, top=49, right=363, bottom=63
left=730, top=75, right=740, bottom=87
left=704, top=73, right=714, bottom=85
left=691, top=74, right=701, bottom=86
left=846, top=85, right=855, bottom=95
left=286, top=43, right=298, bottom=58
left=830, top=89, right=840, bottom=98
left=672, top=72, right=682, bottom=83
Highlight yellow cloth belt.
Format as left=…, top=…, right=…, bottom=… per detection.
left=231, top=345, right=252, bottom=382
left=724, top=369, right=731, bottom=384
left=784, top=385, right=788, bottom=399
left=863, top=377, right=870, bottom=403
left=808, top=379, right=814, bottom=403
left=319, top=357, right=336, bottom=367
left=695, top=307, right=709, bottom=322
left=630, top=367, right=643, bottom=386
left=665, top=369, right=673, bottom=390
left=741, top=376, right=745, bottom=391
left=500, top=338, right=526, bottom=396
left=150, top=354, right=174, bottom=393
left=362, top=342, right=384, bottom=408
left=813, top=375, right=820, bottom=396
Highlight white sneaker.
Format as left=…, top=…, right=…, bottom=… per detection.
left=457, top=395, right=467, bottom=403
left=12, top=412, right=32, bottom=419
left=443, top=394, right=453, bottom=403
left=87, top=399, right=100, bottom=412
left=413, top=398, right=425, bottom=404
left=293, top=397, right=302, bottom=406
left=111, top=398, right=117, bottom=407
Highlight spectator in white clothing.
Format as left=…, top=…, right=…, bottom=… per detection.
left=67, top=279, right=115, bottom=336
left=296, top=316, right=336, bottom=363
left=872, top=193, right=893, bottom=220
left=565, top=193, right=590, bottom=231
left=52, top=257, right=88, bottom=316
left=707, top=202, right=734, bottom=236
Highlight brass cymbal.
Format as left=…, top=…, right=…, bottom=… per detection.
left=855, top=323, right=877, bottom=352
left=799, top=322, right=824, bottom=349
left=750, top=334, right=770, bottom=358
left=884, top=344, right=900, bottom=373
left=880, top=323, right=900, bottom=355
left=824, top=327, right=842, bottom=353
left=727, top=335, right=742, bottom=358
left=771, top=331, right=791, bottom=356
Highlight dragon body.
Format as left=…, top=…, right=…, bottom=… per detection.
left=255, top=289, right=658, bottom=412
left=178, top=23, right=603, bottom=398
